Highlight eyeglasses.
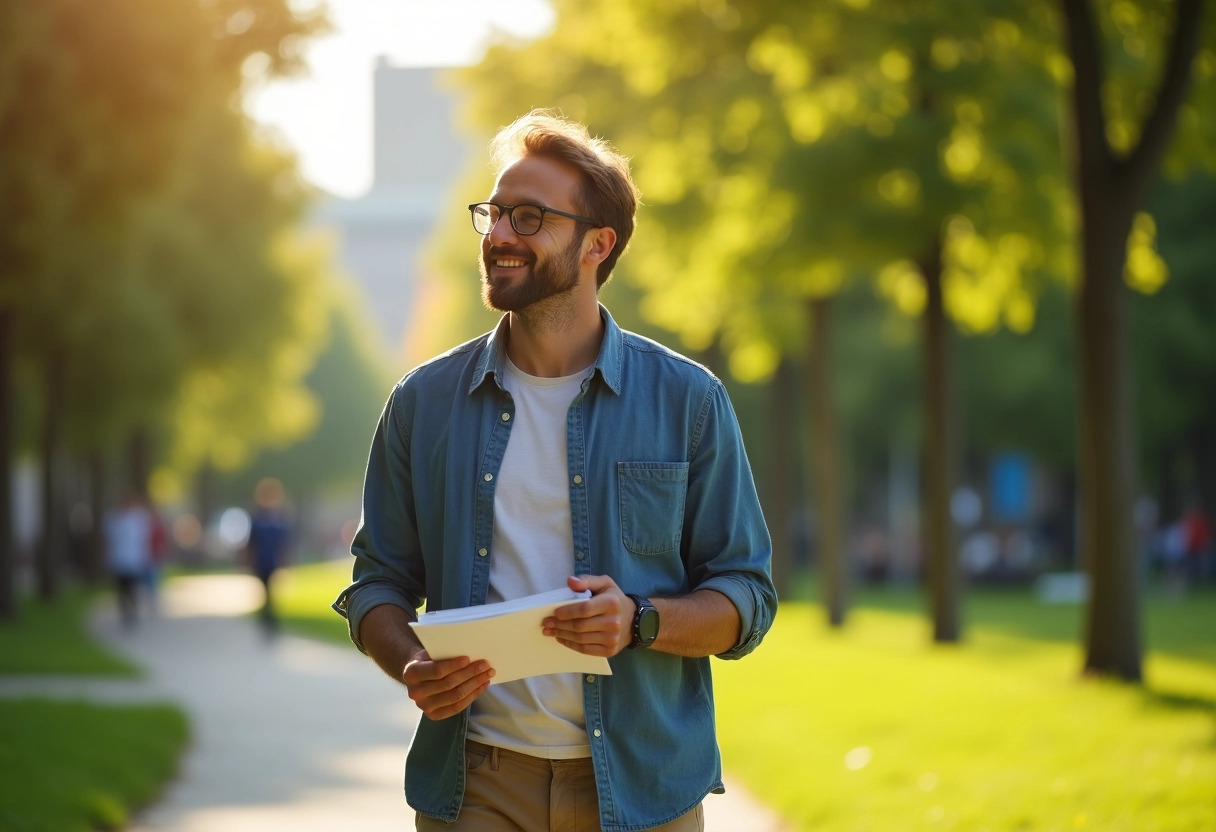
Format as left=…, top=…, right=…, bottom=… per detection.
left=468, top=202, right=599, bottom=236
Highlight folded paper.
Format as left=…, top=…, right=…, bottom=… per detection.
left=409, top=587, right=613, bottom=684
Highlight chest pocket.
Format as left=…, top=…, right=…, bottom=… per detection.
left=617, top=462, right=689, bottom=555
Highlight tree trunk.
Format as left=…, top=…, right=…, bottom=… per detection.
left=921, top=241, right=960, bottom=643
left=763, top=357, right=799, bottom=598
left=807, top=297, right=847, bottom=627
left=0, top=308, right=15, bottom=620
left=1075, top=210, right=1141, bottom=679
left=1062, top=0, right=1204, bottom=682
left=36, top=349, right=66, bottom=600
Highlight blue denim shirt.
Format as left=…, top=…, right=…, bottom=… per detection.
left=334, top=305, right=776, bottom=831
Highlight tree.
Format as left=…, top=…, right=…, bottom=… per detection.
left=1059, top=0, right=1213, bottom=681
left=214, top=285, right=396, bottom=509
left=0, top=0, right=328, bottom=607
left=0, top=0, right=207, bottom=612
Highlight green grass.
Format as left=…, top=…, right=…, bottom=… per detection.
left=0, top=587, right=138, bottom=675
left=279, top=562, right=1216, bottom=831
left=0, top=588, right=189, bottom=832
left=0, top=699, right=189, bottom=832
left=714, top=588, right=1216, bottom=832
left=275, top=558, right=358, bottom=645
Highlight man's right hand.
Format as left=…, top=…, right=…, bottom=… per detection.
left=403, top=653, right=495, bottom=721
left=359, top=605, right=495, bottom=721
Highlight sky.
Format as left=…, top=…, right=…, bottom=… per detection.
left=245, top=0, right=554, bottom=198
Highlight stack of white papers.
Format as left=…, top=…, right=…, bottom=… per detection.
left=409, top=587, right=613, bottom=685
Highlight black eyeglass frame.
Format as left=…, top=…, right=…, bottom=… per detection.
left=468, top=201, right=599, bottom=236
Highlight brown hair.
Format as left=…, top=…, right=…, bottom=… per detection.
left=490, top=110, right=640, bottom=287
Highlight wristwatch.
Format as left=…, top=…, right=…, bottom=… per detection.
left=626, top=594, right=659, bottom=649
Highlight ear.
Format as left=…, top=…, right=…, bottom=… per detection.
left=582, top=226, right=617, bottom=267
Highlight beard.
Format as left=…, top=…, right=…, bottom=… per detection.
left=480, top=233, right=582, bottom=313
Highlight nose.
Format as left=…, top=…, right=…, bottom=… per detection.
left=487, top=210, right=520, bottom=245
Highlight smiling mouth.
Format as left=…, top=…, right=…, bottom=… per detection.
left=494, top=258, right=528, bottom=268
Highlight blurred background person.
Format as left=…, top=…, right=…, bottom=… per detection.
left=245, top=477, right=293, bottom=634
left=1182, top=499, right=1213, bottom=586
left=104, top=492, right=154, bottom=628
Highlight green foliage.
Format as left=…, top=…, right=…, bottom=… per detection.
left=0, top=587, right=137, bottom=675
left=216, top=287, right=396, bottom=502
left=0, top=699, right=188, bottom=832
left=448, top=0, right=1071, bottom=382
left=0, top=0, right=332, bottom=489
left=714, top=590, right=1216, bottom=831
left=0, top=0, right=204, bottom=263
left=957, top=284, right=1078, bottom=467
left=439, top=0, right=1213, bottom=392
left=1134, top=172, right=1216, bottom=466
left=1095, top=0, right=1216, bottom=175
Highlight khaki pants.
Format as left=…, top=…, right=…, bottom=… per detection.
left=416, top=740, right=704, bottom=832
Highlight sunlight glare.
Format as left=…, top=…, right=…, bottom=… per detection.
left=245, top=0, right=554, bottom=198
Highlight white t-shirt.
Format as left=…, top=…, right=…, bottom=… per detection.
left=466, top=358, right=593, bottom=759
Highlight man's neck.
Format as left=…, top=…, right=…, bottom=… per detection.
left=505, top=298, right=603, bottom=378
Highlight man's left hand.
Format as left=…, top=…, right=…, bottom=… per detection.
left=542, top=575, right=633, bottom=657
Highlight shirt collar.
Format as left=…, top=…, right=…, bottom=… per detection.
left=468, top=303, right=624, bottom=396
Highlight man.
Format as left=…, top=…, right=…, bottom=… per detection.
left=104, top=491, right=154, bottom=628
left=246, top=476, right=292, bottom=634
left=334, top=110, right=776, bottom=832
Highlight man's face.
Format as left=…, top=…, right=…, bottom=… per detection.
left=479, top=155, right=589, bottom=313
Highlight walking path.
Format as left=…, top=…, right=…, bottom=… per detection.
left=1, top=574, right=788, bottom=831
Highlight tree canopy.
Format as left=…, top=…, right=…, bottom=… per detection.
left=0, top=0, right=332, bottom=609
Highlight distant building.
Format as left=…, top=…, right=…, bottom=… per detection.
left=314, top=59, right=473, bottom=355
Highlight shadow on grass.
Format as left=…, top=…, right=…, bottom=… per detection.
left=1143, top=687, right=1216, bottom=715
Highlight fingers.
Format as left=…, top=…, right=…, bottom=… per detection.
left=569, top=573, right=618, bottom=595
left=554, top=574, right=623, bottom=621
left=552, top=620, right=626, bottom=656
left=404, top=656, right=495, bottom=721
left=544, top=578, right=630, bottom=656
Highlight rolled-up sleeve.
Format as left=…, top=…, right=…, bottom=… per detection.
left=333, top=383, right=426, bottom=653
left=683, top=381, right=778, bottom=660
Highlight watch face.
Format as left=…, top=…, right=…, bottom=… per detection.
left=637, top=607, right=660, bottom=643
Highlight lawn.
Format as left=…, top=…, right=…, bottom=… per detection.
left=274, top=557, right=358, bottom=644
left=0, top=587, right=138, bottom=675
left=0, top=698, right=189, bottom=832
left=0, top=589, right=190, bottom=832
left=713, top=594, right=1215, bottom=832
left=279, top=560, right=1216, bottom=831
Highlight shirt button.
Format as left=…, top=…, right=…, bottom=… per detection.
left=483, top=473, right=493, bottom=482
left=576, top=552, right=585, bottom=561
left=478, top=548, right=488, bottom=557
left=501, top=412, right=510, bottom=421
left=573, top=474, right=583, bottom=485
left=586, top=675, right=596, bottom=683
left=593, top=729, right=602, bottom=738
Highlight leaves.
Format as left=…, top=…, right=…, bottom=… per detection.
left=0, top=0, right=332, bottom=481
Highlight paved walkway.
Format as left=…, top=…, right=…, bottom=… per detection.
left=1, top=574, right=788, bottom=831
